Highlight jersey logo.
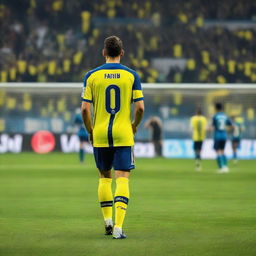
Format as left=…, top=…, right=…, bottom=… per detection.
left=104, top=73, right=120, bottom=79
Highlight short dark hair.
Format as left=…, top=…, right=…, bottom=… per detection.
left=196, top=107, right=202, bottom=115
left=215, top=102, right=223, bottom=111
left=104, top=36, right=123, bottom=57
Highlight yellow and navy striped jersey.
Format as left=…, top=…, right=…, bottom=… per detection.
left=81, top=63, right=144, bottom=147
left=190, top=115, right=207, bottom=141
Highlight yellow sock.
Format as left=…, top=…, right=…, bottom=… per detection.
left=114, top=177, right=129, bottom=228
left=98, top=178, right=113, bottom=221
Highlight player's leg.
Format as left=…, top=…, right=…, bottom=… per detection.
left=153, top=140, right=159, bottom=156
left=98, top=170, right=113, bottom=234
left=112, top=146, right=135, bottom=239
left=194, top=141, right=202, bottom=171
left=114, top=170, right=130, bottom=229
left=94, top=147, right=114, bottom=235
left=232, top=140, right=238, bottom=163
left=79, top=134, right=88, bottom=163
left=158, top=140, right=163, bottom=156
left=214, top=140, right=223, bottom=170
left=79, top=138, right=84, bottom=163
left=232, top=140, right=235, bottom=159
left=155, top=140, right=162, bottom=156
left=220, top=149, right=228, bottom=172
left=216, top=151, right=223, bottom=170
left=220, top=140, right=228, bottom=171
left=113, top=170, right=130, bottom=239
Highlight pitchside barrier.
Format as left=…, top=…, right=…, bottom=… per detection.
left=0, top=83, right=256, bottom=158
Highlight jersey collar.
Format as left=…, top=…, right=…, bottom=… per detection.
left=102, top=63, right=123, bottom=69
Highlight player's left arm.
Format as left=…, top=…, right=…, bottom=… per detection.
left=132, top=72, right=144, bottom=134
left=132, top=100, right=144, bottom=134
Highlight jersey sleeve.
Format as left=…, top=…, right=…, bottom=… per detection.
left=81, top=72, right=93, bottom=103
left=132, top=72, right=144, bottom=102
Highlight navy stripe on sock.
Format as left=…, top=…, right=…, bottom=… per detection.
left=114, top=196, right=129, bottom=205
left=100, top=201, right=113, bottom=207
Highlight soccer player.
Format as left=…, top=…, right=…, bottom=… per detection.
left=190, top=108, right=207, bottom=171
left=144, top=116, right=163, bottom=156
left=81, top=36, right=144, bottom=239
left=74, top=108, right=88, bottom=163
left=231, top=116, right=244, bottom=164
left=211, top=103, right=232, bottom=173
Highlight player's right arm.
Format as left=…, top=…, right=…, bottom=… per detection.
left=132, top=100, right=144, bottom=134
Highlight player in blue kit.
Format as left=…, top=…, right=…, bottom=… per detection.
left=211, top=103, right=232, bottom=173
left=74, top=109, right=88, bottom=163
left=231, top=116, right=244, bottom=164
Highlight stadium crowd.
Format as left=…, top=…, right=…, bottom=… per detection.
left=1, top=0, right=256, bottom=83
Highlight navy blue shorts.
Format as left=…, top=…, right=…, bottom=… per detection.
left=232, top=138, right=241, bottom=146
left=214, top=140, right=226, bottom=150
left=232, top=137, right=241, bottom=143
left=93, top=146, right=135, bottom=171
left=193, top=141, right=203, bottom=151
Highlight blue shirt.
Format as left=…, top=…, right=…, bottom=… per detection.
left=74, top=114, right=87, bottom=138
left=212, top=112, right=232, bottom=140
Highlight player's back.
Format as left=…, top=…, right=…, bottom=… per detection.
left=82, top=63, right=143, bottom=147
left=191, top=115, right=207, bottom=141
left=212, top=112, right=231, bottom=140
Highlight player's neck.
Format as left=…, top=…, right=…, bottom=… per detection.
left=105, top=56, right=121, bottom=63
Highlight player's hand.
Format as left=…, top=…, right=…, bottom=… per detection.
left=89, top=132, right=93, bottom=145
left=132, top=123, right=138, bottom=135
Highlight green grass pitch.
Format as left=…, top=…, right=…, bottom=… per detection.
left=0, top=153, right=256, bottom=256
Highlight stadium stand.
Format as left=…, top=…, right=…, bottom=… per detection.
left=1, top=0, right=256, bottom=83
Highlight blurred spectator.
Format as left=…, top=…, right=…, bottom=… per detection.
left=1, top=0, right=256, bottom=83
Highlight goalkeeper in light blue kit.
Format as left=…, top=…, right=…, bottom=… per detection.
left=211, top=103, right=232, bottom=173
left=74, top=108, right=88, bottom=163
